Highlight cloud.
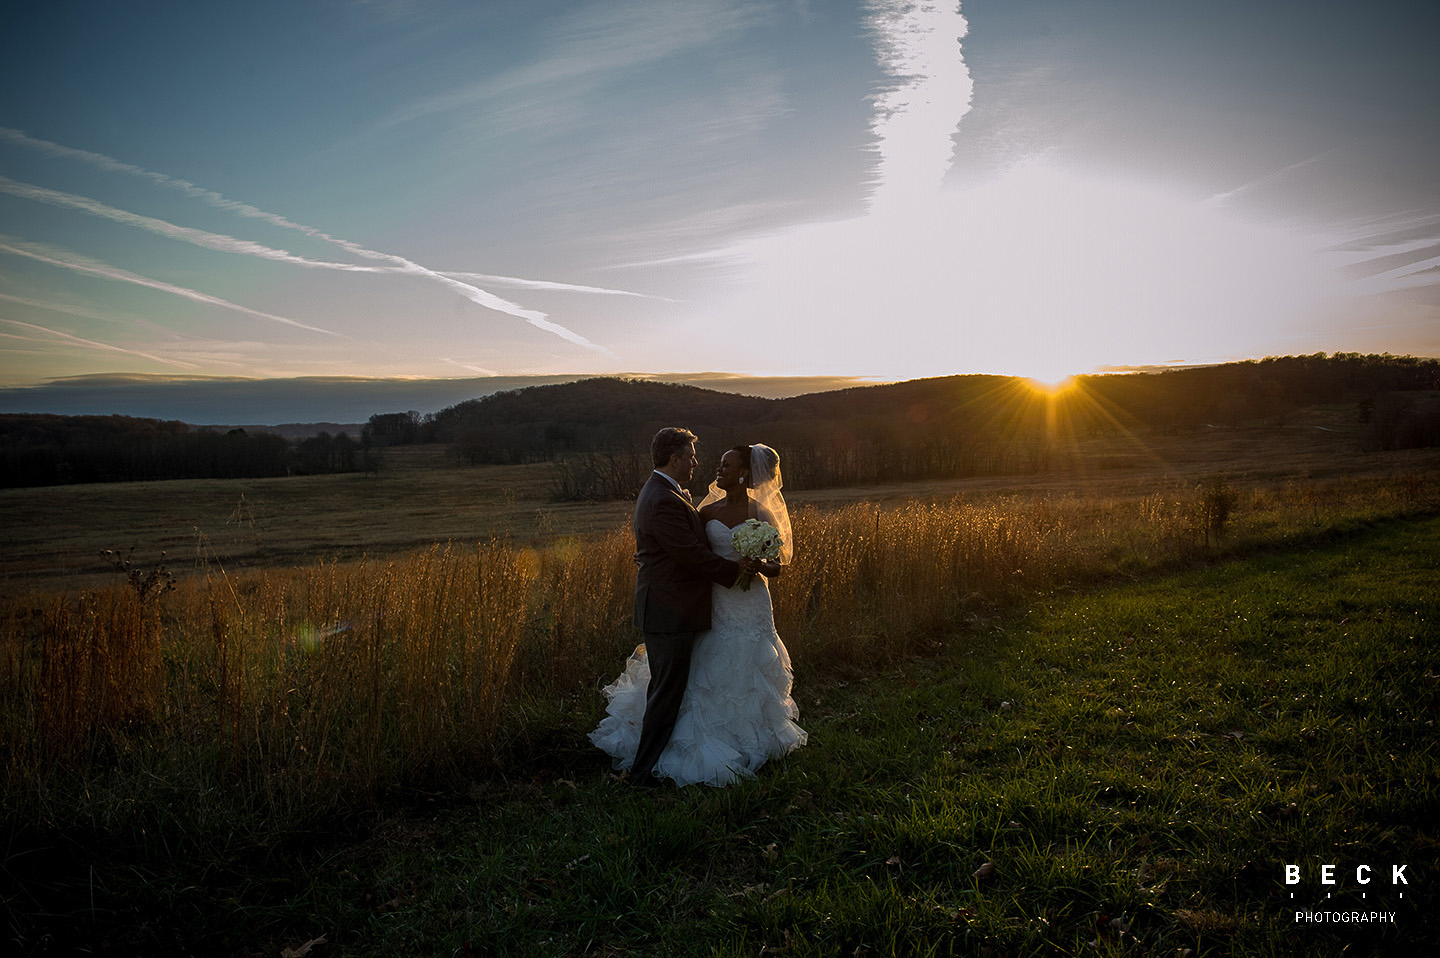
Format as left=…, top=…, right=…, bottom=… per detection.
left=354, top=0, right=789, bottom=265
left=441, top=272, right=674, bottom=300
left=0, top=126, right=616, bottom=354
left=0, top=175, right=385, bottom=272
left=442, top=358, right=502, bottom=376
left=694, top=157, right=1341, bottom=380
left=375, top=0, right=766, bottom=134
left=670, top=2, right=1377, bottom=380
left=1340, top=250, right=1440, bottom=295
left=1319, top=214, right=1440, bottom=298
left=0, top=237, right=343, bottom=337
left=0, top=318, right=201, bottom=369
left=0, top=291, right=138, bottom=326
left=1204, top=152, right=1336, bottom=208
left=864, top=0, right=974, bottom=212
left=0, top=176, right=648, bottom=330
left=0, top=126, right=391, bottom=255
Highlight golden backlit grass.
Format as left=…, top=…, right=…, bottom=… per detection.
left=2, top=468, right=1436, bottom=844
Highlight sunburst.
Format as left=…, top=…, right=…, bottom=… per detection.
left=950, top=375, right=1171, bottom=478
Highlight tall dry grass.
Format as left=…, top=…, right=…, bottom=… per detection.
left=771, top=498, right=1074, bottom=667
left=1, top=471, right=1434, bottom=833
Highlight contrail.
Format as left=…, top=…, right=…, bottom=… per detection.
left=0, top=290, right=138, bottom=325
left=0, top=177, right=640, bottom=342
left=0, top=317, right=201, bottom=369
left=1205, top=152, right=1335, bottom=207
left=0, top=126, right=397, bottom=249
left=1325, top=213, right=1440, bottom=295
left=0, top=176, right=386, bottom=272
left=1342, top=253, right=1440, bottom=295
left=442, top=358, right=502, bottom=376
left=865, top=0, right=973, bottom=213
left=0, top=237, right=343, bottom=337
left=442, top=271, right=674, bottom=300
left=0, top=126, right=615, bottom=354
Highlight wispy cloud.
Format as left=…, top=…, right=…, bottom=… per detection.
left=0, top=237, right=343, bottom=337
left=0, top=175, right=657, bottom=325
left=0, top=126, right=401, bottom=255
left=0, top=291, right=139, bottom=326
left=0, top=317, right=201, bottom=369
left=0, top=293, right=279, bottom=372
left=1340, top=249, right=1440, bottom=295
left=1321, top=213, right=1440, bottom=296
left=864, top=0, right=973, bottom=212
left=0, top=175, right=385, bottom=272
left=1205, top=152, right=1336, bottom=208
left=441, top=271, right=673, bottom=300
left=442, top=358, right=501, bottom=376
left=0, top=126, right=616, bottom=354
left=375, top=0, right=766, bottom=134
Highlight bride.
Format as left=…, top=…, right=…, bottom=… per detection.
left=589, top=443, right=807, bottom=786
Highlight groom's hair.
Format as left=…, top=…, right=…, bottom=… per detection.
left=652, top=427, right=698, bottom=468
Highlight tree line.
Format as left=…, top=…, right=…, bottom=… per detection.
left=6, top=353, right=1434, bottom=492
left=373, top=353, right=1439, bottom=499
left=0, top=415, right=375, bottom=488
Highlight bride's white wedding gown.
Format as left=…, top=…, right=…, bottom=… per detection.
left=589, top=520, right=807, bottom=786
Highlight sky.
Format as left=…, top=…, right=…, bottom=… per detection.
left=2, top=0, right=1439, bottom=417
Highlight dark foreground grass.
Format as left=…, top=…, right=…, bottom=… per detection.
left=8, top=516, right=1438, bottom=956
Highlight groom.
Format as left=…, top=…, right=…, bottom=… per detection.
left=629, top=427, right=756, bottom=787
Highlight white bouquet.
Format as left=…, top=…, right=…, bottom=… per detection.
left=732, top=518, right=783, bottom=591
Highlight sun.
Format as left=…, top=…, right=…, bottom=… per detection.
left=1024, top=374, right=1077, bottom=396
left=1011, top=348, right=1083, bottom=395
left=698, top=158, right=1334, bottom=386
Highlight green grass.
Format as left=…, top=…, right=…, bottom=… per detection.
left=10, top=514, right=1435, bottom=956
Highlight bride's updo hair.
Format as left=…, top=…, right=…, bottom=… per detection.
left=751, top=444, right=780, bottom=486
left=729, top=444, right=752, bottom=481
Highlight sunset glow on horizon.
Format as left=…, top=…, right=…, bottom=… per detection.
left=1025, top=375, right=1077, bottom=397
left=2, top=1, right=1438, bottom=419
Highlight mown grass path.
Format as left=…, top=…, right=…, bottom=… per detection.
left=15, top=516, right=1439, bottom=956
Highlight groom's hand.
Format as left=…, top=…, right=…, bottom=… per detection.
left=739, top=557, right=762, bottom=575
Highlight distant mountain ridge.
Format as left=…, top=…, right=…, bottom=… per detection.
left=0, top=372, right=876, bottom=426
left=423, top=356, right=1440, bottom=495
left=432, top=373, right=1021, bottom=458
left=3, top=355, right=1436, bottom=491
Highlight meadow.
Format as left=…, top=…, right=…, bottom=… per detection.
left=1, top=414, right=1438, bottom=955
left=0, top=396, right=1427, bottom=598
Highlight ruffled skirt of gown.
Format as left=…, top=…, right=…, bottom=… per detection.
left=589, top=524, right=807, bottom=786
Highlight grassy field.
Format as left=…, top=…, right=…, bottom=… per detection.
left=344, top=516, right=1435, bottom=957
left=0, top=447, right=635, bottom=598
left=2, top=400, right=1434, bottom=599
left=2, top=412, right=1438, bottom=955
left=6, top=512, right=1435, bottom=955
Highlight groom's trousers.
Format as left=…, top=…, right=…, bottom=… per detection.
left=631, top=629, right=697, bottom=780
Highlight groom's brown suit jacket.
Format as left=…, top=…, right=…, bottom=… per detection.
left=633, top=472, right=740, bottom=633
